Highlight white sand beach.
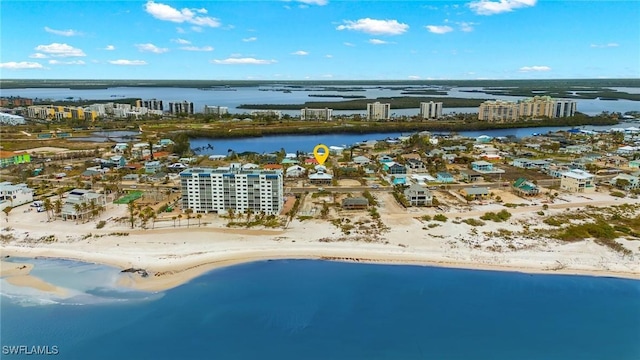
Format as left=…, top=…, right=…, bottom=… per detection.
left=2, top=193, right=639, bottom=292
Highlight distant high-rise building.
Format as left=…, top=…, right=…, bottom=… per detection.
left=419, top=101, right=443, bottom=119
left=367, top=102, right=390, bottom=120
left=478, top=100, right=519, bottom=122
left=518, top=96, right=555, bottom=118
left=251, top=110, right=282, bottom=119
left=301, top=108, right=333, bottom=121
left=137, top=99, right=164, bottom=111
left=204, top=105, right=229, bottom=116
left=169, top=101, right=194, bottom=115
left=554, top=100, right=577, bottom=118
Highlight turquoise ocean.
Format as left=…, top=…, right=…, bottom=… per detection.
left=1, top=258, right=639, bottom=359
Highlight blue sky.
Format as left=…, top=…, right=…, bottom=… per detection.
left=0, top=0, right=638, bottom=80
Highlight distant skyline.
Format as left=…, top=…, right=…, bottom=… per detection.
left=0, top=0, right=638, bottom=80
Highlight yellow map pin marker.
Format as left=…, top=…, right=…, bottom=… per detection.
left=313, top=144, right=329, bottom=165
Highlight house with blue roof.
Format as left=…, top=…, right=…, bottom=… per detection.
left=436, top=172, right=455, bottom=183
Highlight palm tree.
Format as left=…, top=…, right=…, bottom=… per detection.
left=185, top=208, right=193, bottom=228
left=245, top=208, right=253, bottom=227
left=177, top=214, right=182, bottom=227
left=196, top=214, right=202, bottom=227
left=53, top=199, right=62, bottom=218
left=172, top=216, right=177, bottom=227
left=127, top=202, right=137, bottom=228
left=43, top=198, right=53, bottom=221
left=73, top=203, right=82, bottom=224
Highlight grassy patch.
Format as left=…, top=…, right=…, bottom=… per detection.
left=462, top=218, right=485, bottom=227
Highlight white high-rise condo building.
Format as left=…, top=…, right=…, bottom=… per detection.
left=204, top=106, right=229, bottom=116
left=180, top=165, right=284, bottom=215
left=554, top=100, right=577, bottom=118
left=367, top=102, right=391, bottom=120
left=419, top=102, right=443, bottom=119
left=301, top=108, right=333, bottom=121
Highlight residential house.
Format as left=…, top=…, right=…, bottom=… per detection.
left=61, top=189, right=106, bottom=221
left=471, top=161, right=493, bottom=172
left=383, top=162, right=407, bottom=175
left=442, top=153, right=457, bottom=164
left=341, top=197, right=369, bottom=210
left=285, top=165, right=306, bottom=178
left=461, top=187, right=490, bottom=200
left=512, top=178, right=539, bottom=196
left=406, top=158, right=425, bottom=171
left=404, top=183, right=433, bottom=206
left=241, top=163, right=260, bottom=170
left=460, top=171, right=483, bottom=183
left=630, top=159, right=640, bottom=169
left=110, top=155, right=127, bottom=167
left=0, top=182, right=34, bottom=209
left=605, top=156, right=628, bottom=167
left=304, top=158, right=319, bottom=165
left=352, top=156, right=371, bottom=165
left=511, top=158, right=550, bottom=169
left=378, top=155, right=394, bottom=163
left=436, top=172, right=455, bottom=183
left=309, top=170, right=333, bottom=185
left=144, top=160, right=162, bottom=174
left=81, top=169, right=103, bottom=180
left=263, top=164, right=284, bottom=170
left=611, top=174, right=640, bottom=190
left=560, top=169, right=595, bottom=193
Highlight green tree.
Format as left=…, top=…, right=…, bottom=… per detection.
left=2, top=206, right=12, bottom=223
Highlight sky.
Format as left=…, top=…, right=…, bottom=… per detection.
left=0, top=0, right=638, bottom=80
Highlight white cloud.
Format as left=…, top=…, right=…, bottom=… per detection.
left=172, top=38, right=191, bottom=44
left=295, top=0, right=328, bottom=5
left=426, top=25, right=453, bottom=34
left=408, top=75, right=421, bottom=80
left=191, top=26, right=203, bottom=32
left=181, top=46, right=214, bottom=51
left=34, top=43, right=86, bottom=57
left=109, top=59, right=147, bottom=66
left=0, top=61, right=44, bottom=70
left=590, top=43, right=619, bottom=48
left=104, top=45, right=116, bottom=51
left=468, top=0, right=536, bottom=16
left=368, top=39, right=390, bottom=45
left=48, top=60, right=85, bottom=65
left=336, top=18, right=409, bottom=35
left=291, top=50, right=309, bottom=55
left=211, top=57, right=276, bottom=65
left=135, top=43, right=169, bottom=53
left=144, top=1, right=221, bottom=27
left=44, top=26, right=81, bottom=36
left=29, top=53, right=48, bottom=59
left=343, top=42, right=355, bottom=47
left=459, top=22, right=475, bottom=32
left=519, top=65, right=551, bottom=72
left=242, top=37, right=257, bottom=42
left=325, top=54, right=333, bottom=58
left=176, top=27, right=186, bottom=33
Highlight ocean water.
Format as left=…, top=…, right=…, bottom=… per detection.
left=1, top=259, right=639, bottom=360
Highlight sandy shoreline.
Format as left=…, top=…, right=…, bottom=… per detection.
left=2, top=195, right=639, bottom=293
left=1, top=260, right=69, bottom=296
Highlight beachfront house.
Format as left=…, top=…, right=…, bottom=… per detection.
left=611, top=173, right=640, bottom=190
left=0, top=182, right=34, bottom=209
left=630, top=160, right=640, bottom=169
left=341, top=197, right=369, bottom=210
left=512, top=178, right=540, bottom=196
left=560, top=169, right=595, bottom=193
left=460, top=187, right=490, bottom=200
left=403, top=183, right=433, bottom=206
left=61, top=189, right=106, bottom=221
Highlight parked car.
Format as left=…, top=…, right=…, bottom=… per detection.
left=31, top=201, right=44, bottom=208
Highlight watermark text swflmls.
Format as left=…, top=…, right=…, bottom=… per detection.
left=2, top=345, right=59, bottom=356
